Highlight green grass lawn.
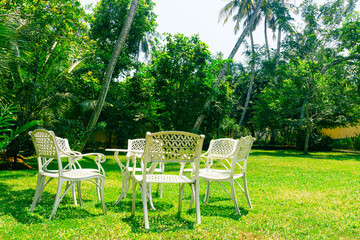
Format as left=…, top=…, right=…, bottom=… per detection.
left=1, top=150, right=359, bottom=239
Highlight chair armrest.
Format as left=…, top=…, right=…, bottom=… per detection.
left=80, top=153, right=107, bottom=163
left=61, top=152, right=106, bottom=170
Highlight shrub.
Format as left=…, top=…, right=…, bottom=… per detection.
left=332, top=135, right=360, bottom=150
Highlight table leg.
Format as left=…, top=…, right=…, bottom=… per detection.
left=114, top=152, right=131, bottom=204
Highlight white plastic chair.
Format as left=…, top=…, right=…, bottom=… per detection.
left=114, top=138, right=165, bottom=204
left=55, top=136, right=103, bottom=205
left=201, top=138, right=238, bottom=172
left=131, top=131, right=204, bottom=229
left=196, top=136, right=256, bottom=216
left=29, top=129, right=106, bottom=220
left=181, top=138, right=237, bottom=180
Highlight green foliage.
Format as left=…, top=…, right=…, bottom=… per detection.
left=99, top=33, right=233, bottom=147
left=0, top=0, right=104, bottom=153
left=335, top=12, right=360, bottom=55
left=253, top=0, right=360, bottom=152
left=1, top=0, right=359, bottom=154
left=0, top=104, right=40, bottom=153
left=89, top=0, right=157, bottom=79
left=150, top=34, right=220, bottom=131
left=0, top=104, right=17, bottom=152
left=1, top=150, right=360, bottom=238
left=332, top=134, right=360, bottom=150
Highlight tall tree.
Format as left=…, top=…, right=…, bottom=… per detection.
left=0, top=0, right=90, bottom=157
left=254, top=0, right=360, bottom=154
left=261, top=0, right=276, bottom=59
left=275, top=0, right=284, bottom=64
left=193, top=0, right=265, bottom=131
left=219, top=0, right=262, bottom=136
left=81, top=0, right=140, bottom=150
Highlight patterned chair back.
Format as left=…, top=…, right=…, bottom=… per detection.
left=143, top=131, right=204, bottom=164
left=29, top=129, right=63, bottom=174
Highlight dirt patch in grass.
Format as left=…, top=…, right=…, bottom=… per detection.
left=0, top=155, right=34, bottom=170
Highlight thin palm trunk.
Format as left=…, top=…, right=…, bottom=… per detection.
left=303, top=69, right=314, bottom=155
left=80, top=0, right=139, bottom=151
left=235, top=30, right=256, bottom=137
left=193, top=0, right=265, bottom=131
left=275, top=0, right=284, bottom=65
left=264, top=18, right=270, bottom=59
left=271, top=0, right=285, bottom=142
left=304, top=98, right=310, bottom=154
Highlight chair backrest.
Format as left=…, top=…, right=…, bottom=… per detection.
left=29, top=129, right=63, bottom=174
left=143, top=131, right=205, bottom=165
left=56, top=136, right=72, bottom=153
left=127, top=138, right=145, bottom=159
left=206, top=138, right=238, bottom=158
left=232, top=136, right=256, bottom=173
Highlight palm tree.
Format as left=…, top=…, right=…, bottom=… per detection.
left=274, top=0, right=297, bottom=64
left=275, top=0, right=284, bottom=64
left=137, top=31, right=162, bottom=63
left=80, top=0, right=139, bottom=150
left=193, top=0, right=265, bottom=131
left=219, top=0, right=261, bottom=134
left=261, top=0, right=277, bottom=59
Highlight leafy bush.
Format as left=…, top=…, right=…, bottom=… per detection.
left=332, top=135, right=360, bottom=150
left=0, top=104, right=40, bottom=154
left=296, top=129, right=333, bottom=151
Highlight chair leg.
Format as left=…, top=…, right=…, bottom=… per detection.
left=195, top=180, right=201, bottom=225
left=37, top=176, right=46, bottom=204
left=71, top=181, right=78, bottom=206
left=188, top=184, right=194, bottom=210
left=141, top=182, right=150, bottom=229
left=50, top=179, right=65, bottom=220
left=204, top=181, right=211, bottom=204
left=100, top=178, right=106, bottom=214
left=77, top=181, right=84, bottom=208
left=30, top=174, right=44, bottom=212
left=178, top=183, right=185, bottom=213
left=95, top=178, right=100, bottom=201
left=242, top=176, right=252, bottom=208
left=157, top=183, right=163, bottom=198
left=160, top=183, right=163, bottom=198
left=230, top=181, right=241, bottom=216
left=148, top=183, right=155, bottom=210
left=131, top=180, right=137, bottom=216
left=115, top=171, right=130, bottom=204
left=159, top=165, right=164, bottom=198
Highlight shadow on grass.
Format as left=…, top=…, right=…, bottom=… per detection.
left=107, top=197, right=175, bottom=214
left=106, top=192, right=247, bottom=232
left=106, top=198, right=196, bottom=232
left=252, top=150, right=360, bottom=162
left=123, top=213, right=196, bottom=232
left=0, top=181, right=105, bottom=224
left=185, top=195, right=248, bottom=220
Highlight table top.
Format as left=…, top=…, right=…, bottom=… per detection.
left=105, top=148, right=143, bottom=153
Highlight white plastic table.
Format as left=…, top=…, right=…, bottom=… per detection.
left=106, top=148, right=143, bottom=204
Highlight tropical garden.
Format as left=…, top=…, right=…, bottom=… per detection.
left=1, top=0, right=360, bottom=238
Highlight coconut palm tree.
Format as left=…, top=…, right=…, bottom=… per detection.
left=274, top=0, right=297, bottom=64
left=193, top=0, right=265, bottom=131
left=81, top=0, right=139, bottom=150
left=219, top=0, right=262, bottom=133
left=261, top=0, right=277, bottom=59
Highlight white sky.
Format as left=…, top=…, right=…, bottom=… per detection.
left=80, top=0, right=360, bottom=62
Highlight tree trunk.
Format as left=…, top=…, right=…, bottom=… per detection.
left=264, top=18, right=270, bottom=59
left=193, top=0, right=265, bottom=131
left=303, top=69, right=314, bottom=155
left=235, top=30, right=256, bottom=138
left=275, top=0, right=284, bottom=66
left=79, top=0, right=139, bottom=151
left=304, top=99, right=310, bottom=154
